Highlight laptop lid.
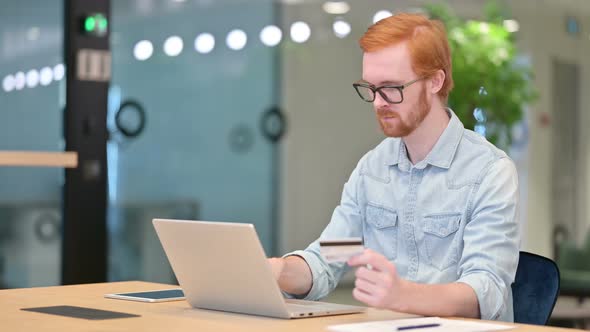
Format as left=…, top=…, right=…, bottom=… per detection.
left=152, top=219, right=291, bottom=318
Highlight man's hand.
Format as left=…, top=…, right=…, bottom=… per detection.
left=348, top=249, right=480, bottom=318
left=347, top=249, right=406, bottom=311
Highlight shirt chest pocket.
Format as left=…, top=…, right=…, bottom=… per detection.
left=421, top=213, right=461, bottom=271
left=364, top=203, right=398, bottom=260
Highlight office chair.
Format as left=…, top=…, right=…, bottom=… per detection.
left=512, top=251, right=560, bottom=325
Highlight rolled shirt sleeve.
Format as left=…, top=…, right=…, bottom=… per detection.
left=457, top=157, right=520, bottom=321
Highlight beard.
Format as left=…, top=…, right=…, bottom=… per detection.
left=376, top=85, right=431, bottom=137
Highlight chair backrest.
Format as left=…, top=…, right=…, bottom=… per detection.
left=511, top=251, right=560, bottom=325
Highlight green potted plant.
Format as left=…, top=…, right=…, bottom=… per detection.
left=426, top=2, right=538, bottom=148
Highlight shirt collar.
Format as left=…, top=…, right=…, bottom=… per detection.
left=384, top=108, right=464, bottom=169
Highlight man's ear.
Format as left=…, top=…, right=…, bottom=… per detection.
left=429, top=69, right=445, bottom=94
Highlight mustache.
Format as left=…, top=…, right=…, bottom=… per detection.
left=376, top=109, right=400, bottom=118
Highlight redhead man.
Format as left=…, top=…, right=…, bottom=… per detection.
left=269, top=13, right=519, bottom=322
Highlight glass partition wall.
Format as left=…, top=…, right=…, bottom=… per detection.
left=0, top=0, right=64, bottom=288
left=107, top=1, right=280, bottom=282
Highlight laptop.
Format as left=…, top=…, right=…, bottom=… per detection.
left=152, top=218, right=366, bottom=319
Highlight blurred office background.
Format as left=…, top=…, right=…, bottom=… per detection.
left=0, top=0, right=589, bottom=327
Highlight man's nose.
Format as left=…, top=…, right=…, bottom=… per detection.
left=373, top=91, right=389, bottom=109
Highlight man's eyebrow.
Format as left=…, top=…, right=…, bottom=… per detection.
left=379, top=80, right=403, bottom=85
left=360, top=79, right=403, bottom=86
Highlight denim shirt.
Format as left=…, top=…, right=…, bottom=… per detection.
left=285, top=109, right=520, bottom=322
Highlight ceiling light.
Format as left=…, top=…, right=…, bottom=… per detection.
left=2, top=75, right=15, bottom=92
left=134, top=40, right=154, bottom=60
left=53, top=64, right=65, bottom=81
left=163, top=36, right=184, bottom=56
left=260, top=25, right=282, bottom=47
left=14, top=72, right=25, bottom=90
left=373, top=10, right=392, bottom=24
left=195, top=33, right=215, bottom=54
left=39, top=67, right=53, bottom=86
left=290, top=21, right=311, bottom=43
left=26, top=69, right=39, bottom=88
left=226, top=29, right=247, bottom=51
left=322, top=1, right=350, bottom=15
left=333, top=20, right=351, bottom=38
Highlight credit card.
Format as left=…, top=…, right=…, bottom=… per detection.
left=319, top=238, right=364, bottom=263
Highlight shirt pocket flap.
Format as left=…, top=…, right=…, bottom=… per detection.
left=422, top=213, right=461, bottom=237
left=366, top=204, right=398, bottom=229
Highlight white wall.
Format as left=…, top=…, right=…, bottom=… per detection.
left=509, top=0, right=590, bottom=255
left=278, top=0, right=590, bottom=261
left=278, top=1, right=383, bottom=253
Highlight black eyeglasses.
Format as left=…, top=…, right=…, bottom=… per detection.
left=352, top=77, right=424, bottom=104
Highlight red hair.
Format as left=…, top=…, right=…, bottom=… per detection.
left=359, top=13, right=454, bottom=102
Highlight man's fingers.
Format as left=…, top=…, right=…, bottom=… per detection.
left=348, top=249, right=390, bottom=272
left=354, top=277, right=376, bottom=294
left=355, top=266, right=380, bottom=284
left=352, top=287, right=376, bottom=307
left=347, top=249, right=374, bottom=265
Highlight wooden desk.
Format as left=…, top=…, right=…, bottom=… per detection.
left=0, top=281, right=583, bottom=332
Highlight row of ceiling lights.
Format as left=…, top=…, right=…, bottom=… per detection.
left=130, top=11, right=396, bottom=61
left=2, top=64, right=64, bottom=93
left=131, top=11, right=520, bottom=61
left=135, top=22, right=317, bottom=60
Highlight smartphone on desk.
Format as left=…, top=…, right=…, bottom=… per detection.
left=104, top=289, right=185, bottom=303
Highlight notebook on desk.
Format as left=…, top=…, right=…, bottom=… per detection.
left=152, top=218, right=366, bottom=319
